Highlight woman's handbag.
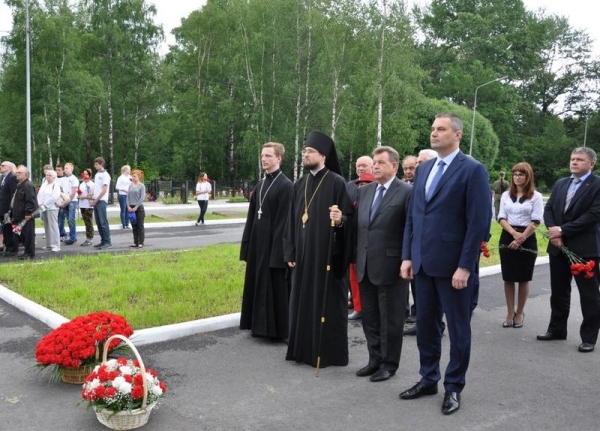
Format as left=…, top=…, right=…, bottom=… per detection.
left=128, top=211, right=138, bottom=226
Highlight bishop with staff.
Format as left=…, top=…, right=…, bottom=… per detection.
left=284, top=131, right=353, bottom=368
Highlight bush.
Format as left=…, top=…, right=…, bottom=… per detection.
left=227, top=196, right=248, bottom=203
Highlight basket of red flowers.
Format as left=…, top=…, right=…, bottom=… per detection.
left=81, top=334, right=167, bottom=430
left=35, top=311, right=133, bottom=384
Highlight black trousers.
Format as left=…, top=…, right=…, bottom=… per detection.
left=359, top=272, right=408, bottom=372
left=2, top=223, right=17, bottom=252
left=548, top=253, right=600, bottom=344
left=15, top=219, right=35, bottom=257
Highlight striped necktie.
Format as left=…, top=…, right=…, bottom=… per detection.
left=564, top=177, right=581, bottom=212
left=370, top=185, right=385, bottom=222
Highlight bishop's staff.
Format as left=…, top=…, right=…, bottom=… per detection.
left=316, top=205, right=339, bottom=377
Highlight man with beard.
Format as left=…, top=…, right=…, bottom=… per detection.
left=284, top=131, right=353, bottom=368
left=240, top=142, right=294, bottom=341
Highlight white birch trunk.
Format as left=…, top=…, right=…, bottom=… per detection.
left=107, top=82, right=114, bottom=175
left=293, top=10, right=302, bottom=181
left=301, top=0, right=313, bottom=150
left=376, top=0, right=387, bottom=148
left=43, top=105, right=53, bottom=165
left=98, top=104, right=103, bottom=157
left=229, top=84, right=235, bottom=180
left=134, top=105, right=140, bottom=167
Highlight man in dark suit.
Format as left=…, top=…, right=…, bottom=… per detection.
left=399, top=114, right=490, bottom=415
left=538, top=147, right=600, bottom=353
left=0, top=161, right=19, bottom=255
left=354, top=146, right=411, bottom=382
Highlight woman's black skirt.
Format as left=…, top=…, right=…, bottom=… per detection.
left=499, top=226, right=537, bottom=282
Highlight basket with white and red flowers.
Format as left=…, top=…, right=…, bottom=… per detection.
left=81, top=335, right=167, bottom=430
left=35, top=311, right=133, bottom=383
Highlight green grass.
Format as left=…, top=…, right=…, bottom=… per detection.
left=0, top=224, right=549, bottom=330
left=0, top=245, right=245, bottom=330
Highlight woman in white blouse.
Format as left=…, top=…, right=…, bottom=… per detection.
left=116, top=165, right=131, bottom=229
left=37, top=169, right=62, bottom=252
left=195, top=172, right=212, bottom=226
left=497, top=162, right=544, bottom=328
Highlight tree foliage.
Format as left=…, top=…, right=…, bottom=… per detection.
left=0, top=0, right=597, bottom=188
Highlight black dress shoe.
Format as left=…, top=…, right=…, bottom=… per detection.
left=403, top=323, right=417, bottom=336
left=399, top=382, right=438, bottom=400
left=442, top=391, right=461, bottom=415
left=537, top=332, right=567, bottom=341
left=370, top=369, right=395, bottom=382
left=18, top=253, right=34, bottom=260
left=356, top=364, right=379, bottom=377
left=579, top=342, right=595, bottom=353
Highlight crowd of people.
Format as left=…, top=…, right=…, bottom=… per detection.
left=0, top=157, right=146, bottom=259
left=239, top=113, right=600, bottom=417
left=3, top=113, right=599, bottom=417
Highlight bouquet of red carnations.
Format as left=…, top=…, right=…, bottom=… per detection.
left=35, top=311, right=133, bottom=382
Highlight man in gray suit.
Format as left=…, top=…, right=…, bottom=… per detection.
left=354, top=146, right=412, bottom=382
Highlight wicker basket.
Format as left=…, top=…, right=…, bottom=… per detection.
left=93, top=335, right=155, bottom=430
left=61, top=364, right=96, bottom=384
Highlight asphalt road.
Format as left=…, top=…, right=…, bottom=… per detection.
left=2, top=253, right=599, bottom=430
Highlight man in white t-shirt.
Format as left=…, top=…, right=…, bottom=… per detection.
left=91, top=157, right=112, bottom=249
left=62, top=163, right=80, bottom=245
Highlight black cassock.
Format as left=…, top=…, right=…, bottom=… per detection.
left=240, top=169, right=294, bottom=340
left=283, top=168, right=353, bottom=367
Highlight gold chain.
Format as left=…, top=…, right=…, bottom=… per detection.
left=302, top=170, right=329, bottom=228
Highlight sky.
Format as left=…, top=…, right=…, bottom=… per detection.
left=0, top=0, right=599, bottom=56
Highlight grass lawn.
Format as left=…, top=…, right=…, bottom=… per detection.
left=0, top=222, right=549, bottom=330
left=1, top=245, right=246, bottom=330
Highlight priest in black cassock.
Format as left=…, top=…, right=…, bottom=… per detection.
left=240, top=142, right=294, bottom=341
left=283, top=131, right=353, bottom=367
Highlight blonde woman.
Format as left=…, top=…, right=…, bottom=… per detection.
left=116, top=165, right=131, bottom=229
left=195, top=172, right=212, bottom=226
left=127, top=169, right=146, bottom=248
left=37, top=170, right=62, bottom=252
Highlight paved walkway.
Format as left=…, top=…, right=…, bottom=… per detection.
left=0, top=213, right=597, bottom=430
left=1, top=267, right=598, bottom=430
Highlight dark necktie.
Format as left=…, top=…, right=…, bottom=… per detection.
left=426, top=160, right=446, bottom=201
left=370, top=185, right=385, bottom=222
left=564, top=177, right=581, bottom=212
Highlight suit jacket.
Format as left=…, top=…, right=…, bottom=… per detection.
left=544, top=174, right=600, bottom=258
left=0, top=172, right=18, bottom=215
left=356, top=178, right=411, bottom=285
left=402, top=151, right=490, bottom=277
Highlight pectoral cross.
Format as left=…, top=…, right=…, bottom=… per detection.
left=257, top=208, right=262, bottom=219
